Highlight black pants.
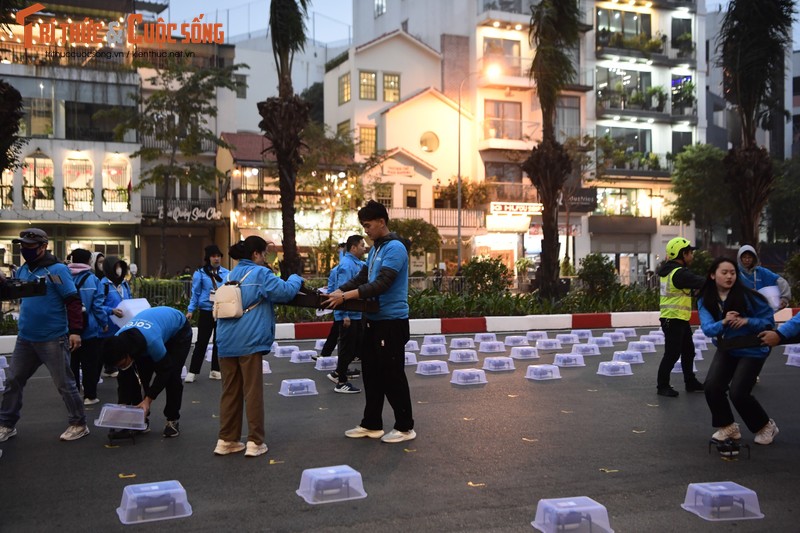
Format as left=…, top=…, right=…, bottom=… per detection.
left=657, top=317, right=698, bottom=389
left=320, top=320, right=341, bottom=356
left=335, top=319, right=362, bottom=383
left=705, top=349, right=770, bottom=432
left=117, top=323, right=192, bottom=421
left=188, top=309, right=219, bottom=373
left=69, top=337, right=103, bottom=399
left=360, top=319, right=413, bottom=432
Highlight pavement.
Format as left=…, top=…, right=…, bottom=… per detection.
left=1, top=328, right=799, bottom=532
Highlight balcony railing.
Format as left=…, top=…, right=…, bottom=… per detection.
left=595, top=31, right=696, bottom=62
left=0, top=186, right=12, bottom=210
left=477, top=0, right=538, bottom=15
left=141, top=196, right=217, bottom=218
left=480, top=119, right=540, bottom=142
left=0, top=42, right=134, bottom=72
left=596, top=151, right=674, bottom=174
left=102, top=188, right=130, bottom=212
left=485, top=182, right=540, bottom=203
left=478, top=54, right=525, bottom=78
left=63, top=187, right=94, bottom=212
left=141, top=134, right=218, bottom=154
left=22, top=186, right=54, bottom=210
left=388, top=207, right=485, bottom=229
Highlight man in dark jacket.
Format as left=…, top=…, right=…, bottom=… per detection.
left=656, top=237, right=706, bottom=397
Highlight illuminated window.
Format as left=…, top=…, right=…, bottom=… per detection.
left=383, top=73, right=400, bottom=102
left=22, top=150, right=54, bottom=210
left=102, top=156, right=131, bottom=212
left=404, top=186, right=419, bottom=208
left=375, top=183, right=392, bottom=207
left=338, top=72, right=351, bottom=105
left=359, top=126, right=377, bottom=156
left=375, top=0, right=386, bottom=17
left=63, top=157, right=94, bottom=212
left=359, top=71, right=377, bottom=100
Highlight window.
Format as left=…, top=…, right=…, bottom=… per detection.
left=672, top=131, right=693, bottom=155
left=482, top=37, right=521, bottom=75
left=555, top=96, right=581, bottom=143
left=374, top=0, right=386, bottom=17
left=21, top=151, right=54, bottom=210
left=20, top=98, right=52, bottom=138
left=485, top=162, right=522, bottom=183
left=337, top=120, right=351, bottom=139
left=594, top=188, right=654, bottom=217
left=484, top=100, right=522, bottom=140
left=338, top=72, right=351, bottom=105
left=596, top=8, right=652, bottom=42
left=359, top=126, right=377, bottom=156
left=383, top=73, right=400, bottom=102
left=359, top=71, right=377, bottom=100
left=65, top=102, right=125, bottom=142
left=596, top=68, right=653, bottom=110
left=63, top=158, right=94, bottom=212
left=233, top=74, right=247, bottom=99
left=102, top=157, right=130, bottom=212
left=419, top=131, right=439, bottom=153
left=404, top=186, right=420, bottom=208
left=375, top=183, right=392, bottom=207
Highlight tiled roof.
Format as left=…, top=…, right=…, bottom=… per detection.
left=221, top=132, right=275, bottom=165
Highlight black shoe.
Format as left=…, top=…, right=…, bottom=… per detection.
left=346, top=368, right=361, bottom=379
left=327, top=371, right=340, bottom=384
left=657, top=387, right=679, bottom=397
left=334, top=382, right=361, bottom=394
left=163, top=420, right=180, bottom=438
left=108, top=428, right=137, bottom=440
left=685, top=379, right=705, bottom=392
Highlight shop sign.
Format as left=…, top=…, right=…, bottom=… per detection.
left=384, top=165, right=414, bottom=176
left=158, top=206, right=223, bottom=222
left=559, top=188, right=597, bottom=212
left=490, top=202, right=543, bottom=215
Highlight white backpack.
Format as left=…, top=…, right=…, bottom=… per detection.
left=212, top=269, right=260, bottom=319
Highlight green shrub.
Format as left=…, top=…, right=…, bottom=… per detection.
left=784, top=252, right=800, bottom=306
left=461, top=256, right=512, bottom=296
left=0, top=314, right=18, bottom=335
left=577, top=253, right=619, bottom=295
left=687, top=249, right=713, bottom=278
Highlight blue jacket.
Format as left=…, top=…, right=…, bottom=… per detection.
left=216, top=260, right=303, bottom=357
left=777, top=312, right=800, bottom=343
left=16, top=257, right=77, bottom=342
left=70, top=267, right=108, bottom=340
left=188, top=265, right=230, bottom=312
left=698, top=292, right=775, bottom=358
left=329, top=252, right=366, bottom=321
left=99, top=278, right=132, bottom=337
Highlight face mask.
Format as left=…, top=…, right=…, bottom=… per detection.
left=116, top=267, right=123, bottom=277
left=21, top=248, right=40, bottom=263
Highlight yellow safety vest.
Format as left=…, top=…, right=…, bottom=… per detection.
left=660, top=267, right=692, bottom=320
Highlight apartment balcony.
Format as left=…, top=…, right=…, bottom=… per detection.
left=478, top=119, right=540, bottom=151
left=102, top=188, right=130, bottom=212
left=0, top=186, right=12, bottom=210
left=565, top=69, right=594, bottom=93
left=0, top=42, right=133, bottom=72
left=485, top=182, right=539, bottom=204
left=140, top=134, right=218, bottom=155
left=596, top=91, right=697, bottom=126
left=477, top=54, right=533, bottom=91
left=596, top=151, right=674, bottom=179
left=595, top=31, right=696, bottom=67
left=388, top=208, right=485, bottom=230
left=63, top=187, right=94, bottom=212
left=232, top=189, right=327, bottom=211
left=22, top=185, right=55, bottom=211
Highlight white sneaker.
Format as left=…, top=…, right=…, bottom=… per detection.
left=0, top=426, right=17, bottom=442
left=244, top=441, right=268, bottom=457
left=60, top=424, right=90, bottom=441
left=754, top=419, right=779, bottom=445
left=83, top=397, right=100, bottom=405
left=184, top=372, right=196, bottom=383
left=711, top=423, right=741, bottom=441
left=209, top=370, right=222, bottom=380
left=381, top=429, right=416, bottom=443
left=213, top=439, right=246, bottom=455
left=344, top=425, right=384, bottom=439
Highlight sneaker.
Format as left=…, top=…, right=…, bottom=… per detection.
left=657, top=387, right=679, bottom=397
left=83, top=397, right=100, bottom=405
left=334, top=382, right=361, bottom=394
left=163, top=420, right=180, bottom=438
left=209, top=370, right=222, bottom=380
left=139, top=421, right=151, bottom=434
left=346, top=369, right=361, bottom=379
left=102, top=369, right=119, bottom=378
left=0, top=426, right=17, bottom=442
left=711, top=422, right=741, bottom=441
left=184, top=372, right=196, bottom=383
left=685, top=379, right=704, bottom=392
left=60, top=424, right=89, bottom=441
left=344, top=425, right=384, bottom=439
left=214, top=439, right=246, bottom=455
left=381, top=429, right=417, bottom=444
left=754, top=419, right=779, bottom=445
left=327, top=371, right=340, bottom=384
left=244, top=441, right=268, bottom=457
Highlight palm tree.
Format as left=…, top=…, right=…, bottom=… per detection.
left=717, top=0, right=794, bottom=246
left=520, top=0, right=580, bottom=299
left=258, top=0, right=312, bottom=277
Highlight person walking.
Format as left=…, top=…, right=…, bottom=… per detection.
left=214, top=236, right=303, bottom=458
left=327, top=235, right=367, bottom=393
left=99, top=255, right=132, bottom=378
left=185, top=244, right=229, bottom=383
left=698, top=257, right=778, bottom=445
left=327, top=200, right=415, bottom=444
left=67, top=248, right=109, bottom=405
left=736, top=244, right=790, bottom=310
left=316, top=242, right=347, bottom=359
left=656, top=237, right=706, bottom=397
left=103, top=306, right=193, bottom=438
left=0, top=228, right=89, bottom=442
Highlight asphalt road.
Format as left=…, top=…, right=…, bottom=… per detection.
left=1, top=328, right=799, bottom=532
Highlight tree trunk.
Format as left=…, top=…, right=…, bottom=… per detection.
left=723, top=146, right=774, bottom=246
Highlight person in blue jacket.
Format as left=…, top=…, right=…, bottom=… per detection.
left=67, top=248, right=109, bottom=405
left=698, top=257, right=778, bottom=446
left=214, top=236, right=303, bottom=458
left=327, top=200, right=416, bottom=444
left=326, top=234, right=367, bottom=393
left=0, top=228, right=89, bottom=443
left=737, top=244, right=790, bottom=310
left=317, top=242, right=347, bottom=359
left=104, top=306, right=192, bottom=438
left=99, top=255, right=132, bottom=377
left=185, top=244, right=229, bottom=383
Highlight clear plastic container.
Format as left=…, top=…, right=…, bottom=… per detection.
left=525, top=364, right=561, bottom=380
left=116, top=480, right=192, bottom=525
left=94, top=404, right=147, bottom=430
left=648, top=330, right=665, bottom=337
left=448, top=349, right=478, bottom=363
left=479, top=341, right=506, bottom=353
left=0, top=356, right=7, bottom=369
left=602, top=332, right=627, bottom=343
left=681, top=481, right=764, bottom=521
left=526, top=331, right=549, bottom=342
left=555, top=334, right=579, bottom=345
left=615, top=328, right=637, bottom=338
left=536, top=339, right=562, bottom=351
left=271, top=341, right=279, bottom=353
left=420, top=344, right=447, bottom=356
left=597, top=361, right=633, bottom=376
left=483, top=356, right=515, bottom=371
left=449, top=337, right=475, bottom=349
left=639, top=334, right=665, bottom=345
left=415, top=360, right=449, bottom=376
left=510, top=346, right=540, bottom=360
left=405, top=340, right=420, bottom=352
left=450, top=368, right=488, bottom=385
left=290, top=350, right=316, bottom=363
left=474, top=332, right=497, bottom=343
left=180, top=366, right=187, bottom=381
left=314, top=339, right=327, bottom=351
left=588, top=336, right=614, bottom=348
left=0, top=368, right=5, bottom=381
left=204, top=345, right=212, bottom=362
left=612, top=351, right=644, bottom=364
left=627, top=341, right=656, bottom=354
left=275, top=345, right=300, bottom=358
left=694, top=349, right=704, bottom=361
left=786, top=354, right=800, bottom=367
left=672, top=361, right=698, bottom=373
left=693, top=340, right=708, bottom=351
left=570, top=329, right=592, bottom=340
left=404, top=352, right=418, bottom=366
left=554, top=354, right=586, bottom=367
left=278, top=378, right=319, bottom=397
left=296, top=465, right=367, bottom=505
left=532, top=496, right=614, bottom=533
left=572, top=344, right=600, bottom=356
left=262, top=360, right=272, bottom=374
left=423, top=335, right=446, bottom=346
left=504, top=335, right=529, bottom=346
left=782, top=344, right=800, bottom=356
left=315, top=356, right=338, bottom=371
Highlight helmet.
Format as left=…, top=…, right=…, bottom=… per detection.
left=666, top=237, right=695, bottom=260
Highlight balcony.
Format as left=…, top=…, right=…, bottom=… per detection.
left=233, top=189, right=325, bottom=211
left=102, top=188, right=130, bottom=212
left=595, top=31, right=696, bottom=66
left=63, top=187, right=94, bottom=212
left=0, top=42, right=133, bottom=72
left=388, top=208, right=485, bottom=229
left=485, top=182, right=539, bottom=203
left=0, top=186, right=11, bottom=210
left=477, top=54, right=533, bottom=90
left=141, top=134, right=218, bottom=154
left=478, top=119, right=540, bottom=151
left=22, top=185, right=54, bottom=211
left=596, top=151, right=674, bottom=178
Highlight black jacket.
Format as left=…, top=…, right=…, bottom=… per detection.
left=656, top=259, right=705, bottom=291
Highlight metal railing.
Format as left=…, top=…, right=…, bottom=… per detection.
left=480, top=119, right=540, bottom=142
left=22, top=186, right=54, bottom=210
left=141, top=134, right=218, bottom=154
left=0, top=186, right=12, bottom=210
left=63, top=187, right=94, bottom=212
left=485, top=182, right=540, bottom=203
left=388, top=207, right=485, bottom=228
left=102, top=188, right=130, bottom=212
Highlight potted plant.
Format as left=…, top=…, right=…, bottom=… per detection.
left=646, top=86, right=667, bottom=112
left=675, top=32, right=694, bottom=58
left=647, top=152, right=661, bottom=170
left=675, top=81, right=696, bottom=114
left=628, top=91, right=646, bottom=110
